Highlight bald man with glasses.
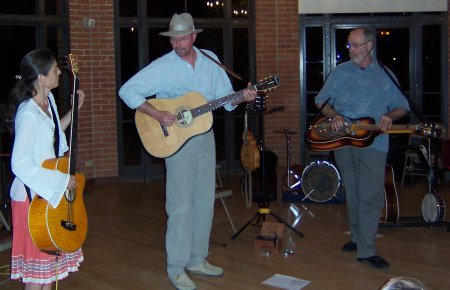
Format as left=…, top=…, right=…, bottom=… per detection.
left=315, top=27, right=410, bottom=269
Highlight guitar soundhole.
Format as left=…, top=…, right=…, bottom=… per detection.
left=176, top=108, right=193, bottom=127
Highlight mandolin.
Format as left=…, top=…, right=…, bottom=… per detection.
left=28, top=54, right=88, bottom=254
left=240, top=105, right=260, bottom=171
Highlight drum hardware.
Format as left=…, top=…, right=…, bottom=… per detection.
left=299, top=203, right=314, bottom=218
left=301, top=161, right=342, bottom=202
left=274, top=129, right=299, bottom=135
left=276, top=128, right=302, bottom=190
left=301, top=188, right=315, bottom=202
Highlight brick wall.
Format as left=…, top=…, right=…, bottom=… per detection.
left=69, top=0, right=118, bottom=178
left=68, top=0, right=449, bottom=179
left=256, top=0, right=301, bottom=168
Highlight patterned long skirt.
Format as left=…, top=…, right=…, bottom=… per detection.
left=10, top=199, right=84, bottom=284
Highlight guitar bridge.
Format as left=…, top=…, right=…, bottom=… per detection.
left=160, top=124, right=169, bottom=137
left=61, top=220, right=77, bottom=231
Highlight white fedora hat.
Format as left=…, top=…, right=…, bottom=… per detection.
left=159, top=13, right=203, bottom=37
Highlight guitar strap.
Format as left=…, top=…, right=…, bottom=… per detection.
left=25, top=97, right=61, bottom=203
left=199, top=49, right=242, bottom=80
left=25, top=185, right=32, bottom=203
left=379, top=61, right=426, bottom=123
left=48, top=97, right=60, bottom=157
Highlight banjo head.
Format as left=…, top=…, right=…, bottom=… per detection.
left=421, top=193, right=445, bottom=223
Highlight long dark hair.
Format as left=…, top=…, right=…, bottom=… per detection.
left=8, top=49, right=56, bottom=121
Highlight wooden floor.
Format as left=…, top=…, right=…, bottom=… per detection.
left=1, top=173, right=449, bottom=290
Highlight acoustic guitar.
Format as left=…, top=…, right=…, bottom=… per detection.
left=381, top=165, right=399, bottom=223
left=306, top=116, right=445, bottom=151
left=28, top=54, right=88, bottom=254
left=135, top=75, right=280, bottom=158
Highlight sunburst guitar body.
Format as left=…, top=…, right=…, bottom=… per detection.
left=28, top=157, right=87, bottom=253
left=306, top=116, right=445, bottom=151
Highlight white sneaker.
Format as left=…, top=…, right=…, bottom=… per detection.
left=169, top=272, right=196, bottom=290
left=186, top=260, right=223, bottom=277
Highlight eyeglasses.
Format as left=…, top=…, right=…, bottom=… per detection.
left=346, top=40, right=371, bottom=49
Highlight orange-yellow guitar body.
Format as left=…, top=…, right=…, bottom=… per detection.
left=28, top=156, right=87, bottom=254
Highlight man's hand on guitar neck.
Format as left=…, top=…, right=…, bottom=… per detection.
left=378, top=115, right=393, bottom=131
left=231, top=82, right=257, bottom=106
left=379, top=108, right=408, bottom=131
left=331, top=114, right=393, bottom=132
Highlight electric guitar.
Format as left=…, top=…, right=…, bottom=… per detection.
left=381, top=165, right=399, bottom=223
left=28, top=54, right=88, bottom=254
left=306, top=116, right=445, bottom=151
left=135, top=75, right=280, bottom=158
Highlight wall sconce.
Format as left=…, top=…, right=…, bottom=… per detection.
left=83, top=18, right=96, bottom=28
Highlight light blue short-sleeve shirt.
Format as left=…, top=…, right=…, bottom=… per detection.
left=315, top=60, right=410, bottom=152
left=118, top=47, right=235, bottom=111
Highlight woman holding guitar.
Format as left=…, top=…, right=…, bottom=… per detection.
left=8, top=49, right=85, bottom=289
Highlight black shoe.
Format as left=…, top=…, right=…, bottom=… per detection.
left=342, top=241, right=357, bottom=252
left=357, top=256, right=389, bottom=269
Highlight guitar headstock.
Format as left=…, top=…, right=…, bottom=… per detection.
left=254, top=75, right=280, bottom=93
left=62, top=53, right=79, bottom=78
left=246, top=93, right=267, bottom=113
left=415, top=123, right=446, bottom=139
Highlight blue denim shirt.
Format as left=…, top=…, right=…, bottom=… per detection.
left=315, top=60, right=410, bottom=152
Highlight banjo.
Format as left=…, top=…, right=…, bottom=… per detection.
left=417, top=144, right=446, bottom=222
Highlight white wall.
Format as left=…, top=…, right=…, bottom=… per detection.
left=298, top=0, right=447, bottom=14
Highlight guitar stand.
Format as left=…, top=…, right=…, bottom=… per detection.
left=231, top=96, right=304, bottom=240
left=380, top=137, right=450, bottom=232
left=230, top=206, right=304, bottom=240
left=380, top=216, right=450, bottom=231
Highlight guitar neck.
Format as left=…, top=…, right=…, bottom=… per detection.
left=352, top=123, right=417, bottom=134
left=242, top=106, right=249, bottom=141
left=68, top=76, right=80, bottom=175
left=189, top=75, right=280, bottom=118
left=192, top=89, right=248, bottom=118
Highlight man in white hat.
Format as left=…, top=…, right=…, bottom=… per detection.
left=119, top=12, right=256, bottom=290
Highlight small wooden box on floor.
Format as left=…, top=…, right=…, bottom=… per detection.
left=254, top=222, right=284, bottom=254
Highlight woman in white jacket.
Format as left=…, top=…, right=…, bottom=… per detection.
left=9, top=48, right=85, bottom=290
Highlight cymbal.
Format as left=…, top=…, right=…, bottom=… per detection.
left=274, top=129, right=299, bottom=135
